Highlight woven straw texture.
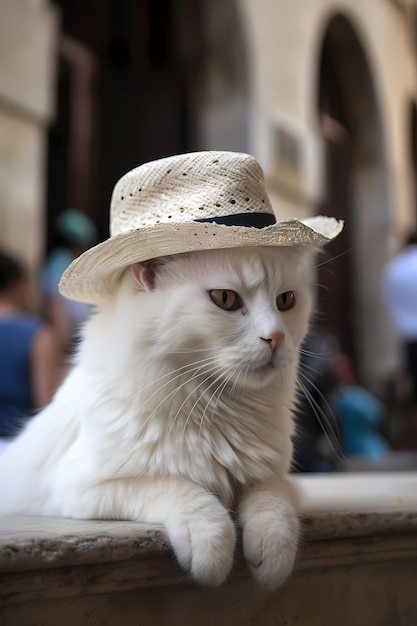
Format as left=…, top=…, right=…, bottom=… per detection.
left=59, top=151, right=343, bottom=304
left=110, top=150, right=273, bottom=234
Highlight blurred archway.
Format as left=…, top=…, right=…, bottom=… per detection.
left=317, top=13, right=389, bottom=387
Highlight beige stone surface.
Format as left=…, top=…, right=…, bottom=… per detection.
left=297, top=471, right=417, bottom=512
left=0, top=110, right=46, bottom=269
left=0, top=0, right=58, bottom=122
left=0, top=0, right=58, bottom=273
left=1, top=510, right=417, bottom=625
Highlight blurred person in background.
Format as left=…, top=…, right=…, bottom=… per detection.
left=293, top=332, right=390, bottom=471
left=43, top=209, right=97, bottom=357
left=383, top=231, right=417, bottom=408
left=0, top=250, right=59, bottom=451
left=331, top=353, right=389, bottom=463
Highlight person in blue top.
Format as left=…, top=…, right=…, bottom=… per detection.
left=0, top=250, right=58, bottom=451
left=331, top=354, right=389, bottom=462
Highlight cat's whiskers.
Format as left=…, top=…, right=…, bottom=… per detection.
left=168, top=363, right=229, bottom=441
left=138, top=356, right=219, bottom=409
left=314, top=247, right=351, bottom=269
left=198, top=366, right=238, bottom=440
left=298, top=366, right=341, bottom=436
left=296, top=375, right=344, bottom=461
left=118, top=355, right=219, bottom=415
left=280, top=366, right=291, bottom=391
left=134, top=360, right=220, bottom=442
left=98, top=357, right=220, bottom=436
left=298, top=347, right=333, bottom=361
left=211, top=366, right=240, bottom=417
left=179, top=366, right=232, bottom=447
left=228, top=366, right=242, bottom=399
left=223, top=363, right=249, bottom=407
left=242, top=364, right=250, bottom=394
left=312, top=283, right=329, bottom=293
left=166, top=348, right=215, bottom=354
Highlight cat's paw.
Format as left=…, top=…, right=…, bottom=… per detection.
left=166, top=497, right=236, bottom=586
left=242, top=502, right=299, bottom=590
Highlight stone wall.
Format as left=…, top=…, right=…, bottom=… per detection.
left=0, top=0, right=58, bottom=274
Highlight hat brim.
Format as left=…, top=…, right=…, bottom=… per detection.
left=59, top=216, right=343, bottom=304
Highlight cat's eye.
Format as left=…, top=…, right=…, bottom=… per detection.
left=276, top=291, right=295, bottom=311
left=209, top=289, right=241, bottom=311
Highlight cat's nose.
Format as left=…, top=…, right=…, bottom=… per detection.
left=261, top=331, right=285, bottom=353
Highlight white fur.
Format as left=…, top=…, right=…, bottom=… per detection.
left=0, top=246, right=314, bottom=588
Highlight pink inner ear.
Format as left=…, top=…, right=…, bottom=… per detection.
left=131, top=260, right=160, bottom=291
left=131, top=263, right=152, bottom=291
left=131, top=263, right=143, bottom=285
left=131, top=255, right=175, bottom=291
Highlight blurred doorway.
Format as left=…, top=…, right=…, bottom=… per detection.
left=48, top=0, right=248, bottom=243
left=47, top=0, right=204, bottom=242
left=317, top=14, right=389, bottom=388
left=46, top=36, right=97, bottom=253
left=317, top=37, right=354, bottom=363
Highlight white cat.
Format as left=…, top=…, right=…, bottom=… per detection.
left=0, top=245, right=315, bottom=589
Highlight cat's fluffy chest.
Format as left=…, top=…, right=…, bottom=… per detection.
left=79, top=369, right=294, bottom=507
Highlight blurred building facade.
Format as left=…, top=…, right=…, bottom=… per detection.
left=0, top=0, right=58, bottom=277
left=1, top=0, right=417, bottom=391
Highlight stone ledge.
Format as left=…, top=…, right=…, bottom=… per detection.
left=1, top=509, right=417, bottom=608
left=2, top=473, right=417, bottom=625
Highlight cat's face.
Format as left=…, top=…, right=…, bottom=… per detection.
left=129, top=247, right=315, bottom=391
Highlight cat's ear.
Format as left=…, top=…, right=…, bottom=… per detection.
left=131, top=261, right=156, bottom=291
left=131, top=254, right=179, bottom=291
left=131, top=258, right=167, bottom=291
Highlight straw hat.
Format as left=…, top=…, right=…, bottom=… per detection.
left=59, top=151, right=343, bottom=304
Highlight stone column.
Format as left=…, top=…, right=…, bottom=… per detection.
left=0, top=0, right=59, bottom=275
